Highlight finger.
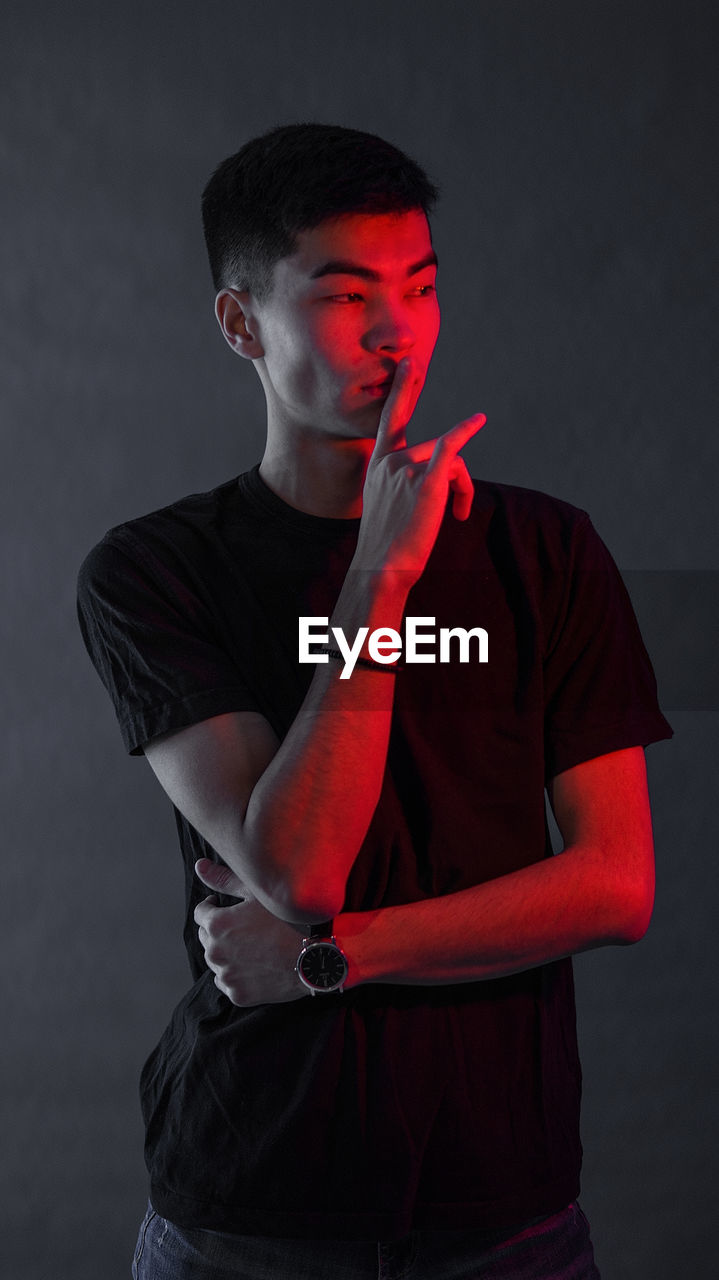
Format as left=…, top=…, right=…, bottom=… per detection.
left=194, top=894, right=221, bottom=927
left=195, top=858, right=247, bottom=899
left=449, top=457, right=475, bottom=521
left=372, top=358, right=418, bottom=458
left=426, top=413, right=485, bottom=474
left=402, top=412, right=485, bottom=468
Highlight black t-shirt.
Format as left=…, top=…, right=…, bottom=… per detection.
left=77, top=465, right=672, bottom=1240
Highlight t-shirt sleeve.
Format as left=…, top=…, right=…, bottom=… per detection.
left=77, top=530, right=263, bottom=755
left=543, top=514, right=673, bottom=779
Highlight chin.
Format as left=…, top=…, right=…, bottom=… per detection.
left=347, top=414, right=383, bottom=439
left=334, top=402, right=382, bottom=436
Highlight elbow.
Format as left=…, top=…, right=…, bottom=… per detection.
left=242, top=820, right=346, bottom=924
left=617, top=898, right=653, bottom=945
left=612, top=871, right=655, bottom=946
left=274, top=885, right=346, bottom=927
left=583, top=832, right=656, bottom=947
left=258, top=869, right=346, bottom=926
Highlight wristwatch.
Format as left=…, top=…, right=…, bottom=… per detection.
left=296, top=929, right=349, bottom=996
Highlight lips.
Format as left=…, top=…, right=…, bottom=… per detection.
left=361, top=381, right=393, bottom=398
left=362, top=374, right=395, bottom=391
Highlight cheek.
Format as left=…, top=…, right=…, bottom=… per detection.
left=306, top=308, right=357, bottom=363
left=421, top=300, right=441, bottom=351
left=271, top=339, right=340, bottom=410
left=262, top=319, right=323, bottom=397
left=301, top=313, right=362, bottom=395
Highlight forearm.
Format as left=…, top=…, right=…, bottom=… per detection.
left=242, top=565, right=409, bottom=923
left=336, top=840, right=654, bottom=987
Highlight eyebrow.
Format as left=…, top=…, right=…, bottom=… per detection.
left=309, top=250, right=438, bottom=281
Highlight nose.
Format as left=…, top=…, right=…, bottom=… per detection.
left=363, top=303, right=416, bottom=355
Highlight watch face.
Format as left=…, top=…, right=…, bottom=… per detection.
left=298, top=942, right=348, bottom=992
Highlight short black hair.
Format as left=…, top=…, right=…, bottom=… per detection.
left=201, top=122, right=439, bottom=299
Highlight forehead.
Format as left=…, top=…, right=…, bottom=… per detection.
left=282, top=209, right=435, bottom=281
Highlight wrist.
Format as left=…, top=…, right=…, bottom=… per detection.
left=295, top=927, right=349, bottom=996
left=329, top=569, right=410, bottom=665
left=319, top=645, right=404, bottom=674
left=333, top=908, right=387, bottom=989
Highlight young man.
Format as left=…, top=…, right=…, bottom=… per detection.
left=77, top=123, right=672, bottom=1279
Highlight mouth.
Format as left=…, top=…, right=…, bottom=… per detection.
left=361, top=377, right=394, bottom=395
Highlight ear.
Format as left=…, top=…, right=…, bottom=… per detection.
left=215, top=289, right=265, bottom=360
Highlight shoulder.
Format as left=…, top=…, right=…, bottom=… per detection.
left=92, top=472, right=244, bottom=548
left=471, top=477, right=590, bottom=540
left=77, top=473, right=247, bottom=589
left=435, top=477, right=599, bottom=579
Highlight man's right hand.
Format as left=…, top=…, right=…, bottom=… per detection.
left=354, top=357, right=485, bottom=586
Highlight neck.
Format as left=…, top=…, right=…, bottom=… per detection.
left=259, top=430, right=374, bottom=519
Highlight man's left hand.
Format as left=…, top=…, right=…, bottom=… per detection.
left=194, top=859, right=310, bottom=1006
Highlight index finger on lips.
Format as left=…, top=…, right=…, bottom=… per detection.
left=372, top=358, right=416, bottom=458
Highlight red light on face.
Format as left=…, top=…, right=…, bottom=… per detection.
left=252, top=211, right=440, bottom=444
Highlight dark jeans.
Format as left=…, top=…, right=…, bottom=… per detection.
left=132, top=1200, right=600, bottom=1279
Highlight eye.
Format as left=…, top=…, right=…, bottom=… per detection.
left=328, top=292, right=363, bottom=303
left=411, top=284, right=436, bottom=297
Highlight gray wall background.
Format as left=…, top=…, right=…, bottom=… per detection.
left=3, top=2, right=716, bottom=1276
